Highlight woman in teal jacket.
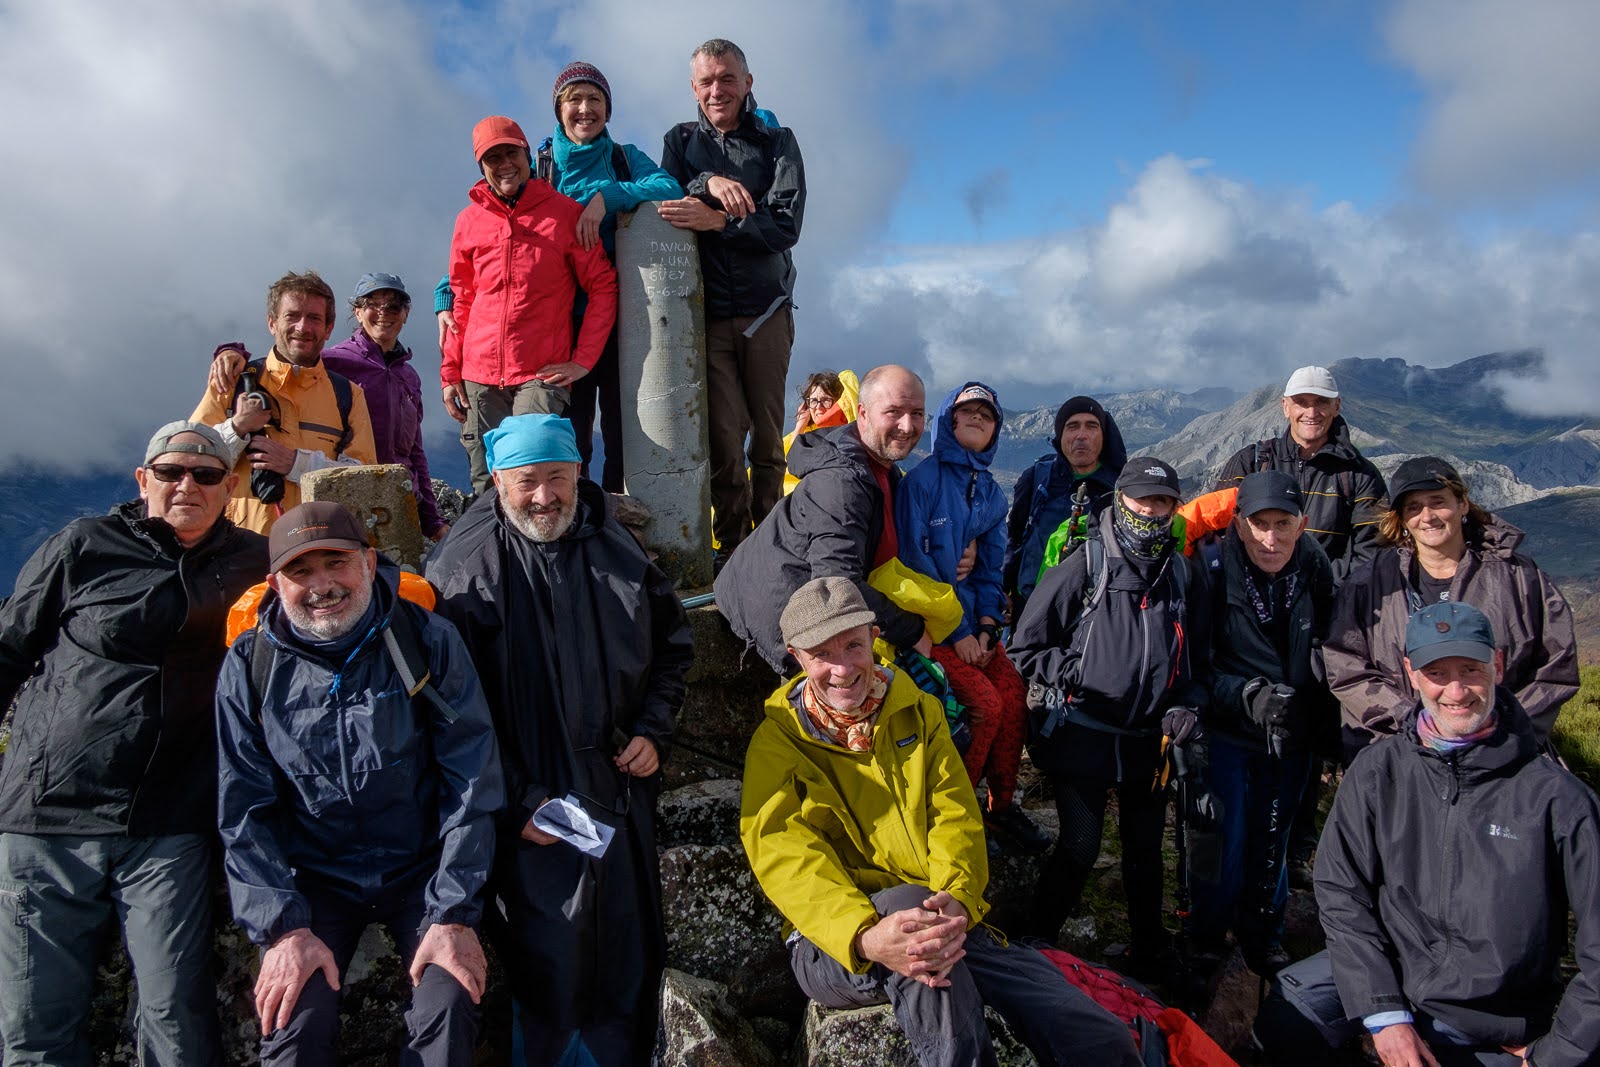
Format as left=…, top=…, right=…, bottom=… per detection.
left=436, top=61, right=683, bottom=491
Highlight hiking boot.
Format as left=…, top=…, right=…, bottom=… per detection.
left=712, top=547, right=735, bottom=578
left=1121, top=933, right=1183, bottom=983
left=1287, top=852, right=1315, bottom=891
left=985, top=803, right=1053, bottom=853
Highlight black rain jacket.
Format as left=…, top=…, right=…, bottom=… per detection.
left=1010, top=508, right=1212, bottom=782
left=1214, top=416, right=1384, bottom=584
left=426, top=480, right=694, bottom=1042
left=0, top=500, right=266, bottom=836
left=1316, top=694, right=1600, bottom=1066
left=714, top=424, right=926, bottom=674
left=660, top=106, right=805, bottom=320
left=1203, top=530, right=1339, bottom=754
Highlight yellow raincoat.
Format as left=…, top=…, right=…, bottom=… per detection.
left=739, top=668, right=989, bottom=973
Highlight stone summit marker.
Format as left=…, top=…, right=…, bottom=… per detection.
left=615, top=206, right=713, bottom=589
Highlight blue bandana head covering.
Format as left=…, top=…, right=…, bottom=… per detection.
left=485, top=413, right=581, bottom=472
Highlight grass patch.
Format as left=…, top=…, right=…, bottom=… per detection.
left=1553, top=665, right=1600, bottom=791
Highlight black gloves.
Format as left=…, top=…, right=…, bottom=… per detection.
left=1244, top=679, right=1295, bottom=731
left=1162, top=706, right=1201, bottom=748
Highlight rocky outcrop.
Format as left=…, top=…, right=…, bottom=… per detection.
left=796, top=1001, right=1039, bottom=1066
left=1369, top=452, right=1544, bottom=511
left=657, top=969, right=778, bottom=1067
left=300, top=463, right=427, bottom=568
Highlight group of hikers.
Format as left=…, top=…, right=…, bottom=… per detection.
left=0, top=32, right=1595, bottom=1067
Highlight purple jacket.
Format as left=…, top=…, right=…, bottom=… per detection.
left=320, top=330, right=444, bottom=536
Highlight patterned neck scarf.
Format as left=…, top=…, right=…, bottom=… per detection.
left=1243, top=566, right=1298, bottom=625
left=800, top=666, right=892, bottom=752
left=1112, top=496, right=1174, bottom=563
left=1416, top=705, right=1499, bottom=753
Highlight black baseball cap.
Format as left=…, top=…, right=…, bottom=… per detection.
left=1389, top=456, right=1460, bottom=506
left=1237, top=470, right=1304, bottom=518
left=1116, top=457, right=1181, bottom=499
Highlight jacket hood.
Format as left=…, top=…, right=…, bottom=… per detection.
left=788, top=423, right=879, bottom=480
left=930, top=381, right=1001, bottom=471
left=1473, top=513, right=1525, bottom=558
left=333, top=329, right=413, bottom=366
left=1049, top=397, right=1128, bottom=475
left=467, top=176, right=557, bottom=214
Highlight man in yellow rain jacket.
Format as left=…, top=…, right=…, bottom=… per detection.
left=739, top=577, right=1140, bottom=1067
left=193, top=271, right=377, bottom=535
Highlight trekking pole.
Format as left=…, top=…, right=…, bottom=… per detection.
left=1258, top=685, right=1295, bottom=958
left=1170, top=741, right=1192, bottom=924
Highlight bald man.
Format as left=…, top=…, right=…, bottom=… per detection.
left=715, top=365, right=934, bottom=675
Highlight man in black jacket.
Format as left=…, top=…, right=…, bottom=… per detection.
left=427, top=413, right=694, bottom=1067
left=0, top=421, right=267, bottom=1066
left=1010, top=457, right=1211, bottom=974
left=1215, top=365, right=1385, bottom=888
left=659, top=37, right=806, bottom=564
left=1187, top=471, right=1336, bottom=975
left=1257, top=602, right=1600, bottom=1067
left=217, top=502, right=504, bottom=1065
left=714, top=365, right=931, bottom=676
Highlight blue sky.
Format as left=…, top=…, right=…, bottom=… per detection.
left=0, top=0, right=1597, bottom=471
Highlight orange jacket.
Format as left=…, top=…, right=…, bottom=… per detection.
left=192, top=350, right=377, bottom=535
left=442, top=179, right=619, bottom=388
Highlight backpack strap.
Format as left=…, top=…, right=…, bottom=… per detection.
left=326, top=370, right=354, bottom=456
left=1020, top=455, right=1057, bottom=545
left=247, top=628, right=275, bottom=725
left=535, top=136, right=555, bottom=185
left=1081, top=536, right=1110, bottom=614
left=383, top=602, right=460, bottom=724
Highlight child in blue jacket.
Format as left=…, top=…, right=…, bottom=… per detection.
left=897, top=383, right=1051, bottom=852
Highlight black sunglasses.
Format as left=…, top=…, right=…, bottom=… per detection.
left=146, top=463, right=229, bottom=486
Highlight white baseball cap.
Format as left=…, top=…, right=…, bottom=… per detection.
left=1283, top=366, right=1339, bottom=399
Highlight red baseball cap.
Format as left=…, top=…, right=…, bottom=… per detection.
left=472, top=116, right=529, bottom=163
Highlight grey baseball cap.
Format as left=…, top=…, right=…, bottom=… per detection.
left=780, top=577, right=877, bottom=651
left=145, top=420, right=228, bottom=465
left=353, top=272, right=408, bottom=300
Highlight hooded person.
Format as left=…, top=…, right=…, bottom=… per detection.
left=896, top=382, right=1051, bottom=852
left=1009, top=457, right=1212, bottom=974
left=425, top=413, right=695, bottom=1066
left=1002, top=395, right=1129, bottom=616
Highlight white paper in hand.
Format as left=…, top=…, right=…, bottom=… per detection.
left=532, top=795, right=616, bottom=858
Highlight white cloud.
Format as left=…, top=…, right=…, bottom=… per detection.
left=1387, top=0, right=1600, bottom=201
left=828, top=154, right=1600, bottom=415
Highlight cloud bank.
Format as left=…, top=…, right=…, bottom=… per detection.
left=0, top=0, right=1595, bottom=474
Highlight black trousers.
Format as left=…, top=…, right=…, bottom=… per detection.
left=259, top=880, right=479, bottom=1067
left=790, top=883, right=1141, bottom=1067
left=1031, top=774, right=1168, bottom=949
left=569, top=327, right=624, bottom=493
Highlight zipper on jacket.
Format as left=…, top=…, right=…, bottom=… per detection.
left=1435, top=754, right=1462, bottom=971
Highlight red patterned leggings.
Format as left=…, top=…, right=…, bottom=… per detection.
left=931, top=642, right=1029, bottom=810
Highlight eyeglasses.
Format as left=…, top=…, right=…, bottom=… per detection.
left=146, top=464, right=229, bottom=486
left=804, top=395, right=834, bottom=409
left=359, top=300, right=408, bottom=314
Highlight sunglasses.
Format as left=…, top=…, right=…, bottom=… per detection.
left=146, top=463, right=229, bottom=486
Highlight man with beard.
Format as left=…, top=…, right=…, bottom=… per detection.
left=216, top=502, right=503, bottom=1065
left=0, top=421, right=266, bottom=1066
left=1256, top=602, right=1600, bottom=1067
left=426, top=414, right=695, bottom=1066
left=715, top=364, right=932, bottom=676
